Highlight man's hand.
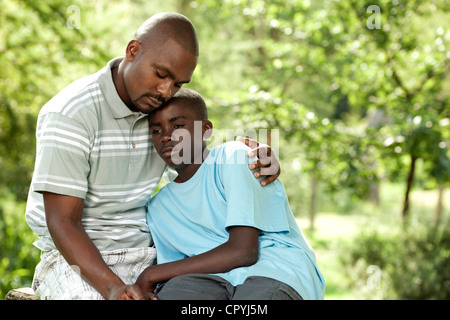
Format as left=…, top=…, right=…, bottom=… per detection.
left=236, top=136, right=280, bottom=186
left=44, top=192, right=144, bottom=300
left=107, top=284, right=151, bottom=300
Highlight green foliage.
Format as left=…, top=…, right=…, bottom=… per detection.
left=192, top=0, right=450, bottom=204
left=1, top=0, right=450, bottom=299
left=340, top=220, right=450, bottom=299
left=1, top=0, right=449, bottom=204
left=383, top=121, right=450, bottom=184
left=0, top=198, right=40, bottom=299
left=0, top=0, right=112, bottom=200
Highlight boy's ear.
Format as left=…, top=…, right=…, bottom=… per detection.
left=203, top=120, right=213, bottom=140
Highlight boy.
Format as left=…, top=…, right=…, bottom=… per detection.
left=136, top=88, right=325, bottom=300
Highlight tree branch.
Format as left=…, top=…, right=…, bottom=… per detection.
left=388, top=53, right=450, bottom=101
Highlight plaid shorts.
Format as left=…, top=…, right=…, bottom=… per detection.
left=32, top=247, right=157, bottom=300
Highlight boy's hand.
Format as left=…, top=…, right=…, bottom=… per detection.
left=236, top=136, right=280, bottom=186
left=143, top=292, right=159, bottom=300
left=135, top=267, right=158, bottom=296
left=107, top=284, right=148, bottom=300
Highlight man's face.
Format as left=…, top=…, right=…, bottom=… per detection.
left=149, top=101, right=211, bottom=169
left=123, top=38, right=197, bottom=114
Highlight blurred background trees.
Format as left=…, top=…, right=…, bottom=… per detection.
left=1, top=0, right=449, bottom=299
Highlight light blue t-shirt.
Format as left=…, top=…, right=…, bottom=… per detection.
left=147, top=141, right=325, bottom=299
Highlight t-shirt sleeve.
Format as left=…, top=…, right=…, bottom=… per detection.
left=146, top=196, right=189, bottom=264
left=31, top=112, right=90, bottom=199
left=220, top=142, right=290, bottom=233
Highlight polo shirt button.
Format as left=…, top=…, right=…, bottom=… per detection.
left=132, top=143, right=136, bottom=149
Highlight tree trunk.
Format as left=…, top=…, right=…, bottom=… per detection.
left=402, top=154, right=417, bottom=222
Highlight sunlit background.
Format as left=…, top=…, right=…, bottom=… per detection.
left=1, top=0, right=449, bottom=299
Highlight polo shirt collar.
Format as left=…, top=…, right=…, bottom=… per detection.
left=98, top=57, right=141, bottom=119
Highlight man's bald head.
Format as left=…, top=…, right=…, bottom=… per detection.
left=114, top=13, right=198, bottom=114
left=134, top=12, right=199, bottom=57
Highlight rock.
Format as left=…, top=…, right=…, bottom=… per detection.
left=5, top=288, right=38, bottom=300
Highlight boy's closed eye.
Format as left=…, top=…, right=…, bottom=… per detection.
left=151, top=124, right=185, bottom=135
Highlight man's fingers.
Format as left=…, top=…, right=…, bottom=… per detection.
left=249, top=145, right=276, bottom=167
left=249, top=159, right=268, bottom=170
left=260, top=171, right=280, bottom=186
left=248, top=145, right=280, bottom=186
left=259, top=163, right=280, bottom=177
left=236, top=136, right=259, bottom=150
left=127, top=285, right=147, bottom=300
left=236, top=136, right=272, bottom=161
left=237, top=135, right=281, bottom=186
left=250, top=159, right=280, bottom=176
left=248, top=145, right=272, bottom=159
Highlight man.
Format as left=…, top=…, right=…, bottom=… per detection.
left=25, top=12, right=280, bottom=300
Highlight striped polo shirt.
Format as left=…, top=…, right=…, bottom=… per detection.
left=25, top=57, right=167, bottom=252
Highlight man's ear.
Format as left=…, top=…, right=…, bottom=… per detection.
left=125, top=40, right=141, bottom=61
left=203, top=120, right=213, bottom=140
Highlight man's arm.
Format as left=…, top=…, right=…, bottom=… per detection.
left=135, top=226, right=259, bottom=294
left=43, top=192, right=147, bottom=300
left=236, top=136, right=280, bottom=186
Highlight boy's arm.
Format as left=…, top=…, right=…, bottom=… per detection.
left=135, top=226, right=258, bottom=293
left=44, top=192, right=148, bottom=300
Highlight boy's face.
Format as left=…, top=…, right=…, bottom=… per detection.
left=149, top=100, right=212, bottom=169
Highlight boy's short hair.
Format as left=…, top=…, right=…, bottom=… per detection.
left=170, top=88, right=208, bottom=120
